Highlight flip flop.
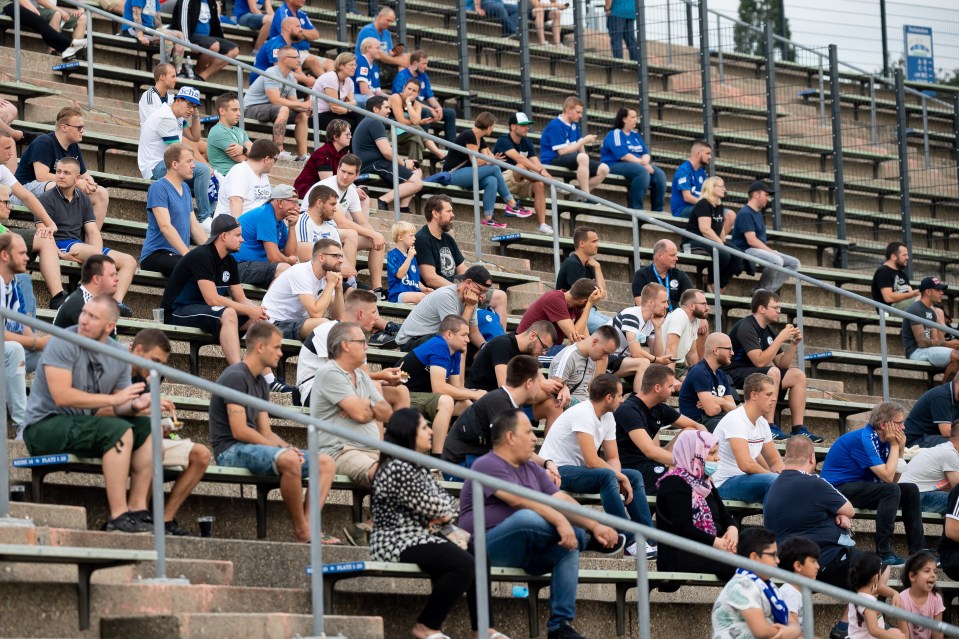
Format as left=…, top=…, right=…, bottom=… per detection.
left=320, top=531, right=341, bottom=545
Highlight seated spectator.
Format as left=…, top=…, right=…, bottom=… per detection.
left=210, top=321, right=337, bottom=543
left=213, top=139, right=277, bottom=220
left=124, top=0, right=186, bottom=77
left=37, top=158, right=136, bottom=316
left=294, top=185, right=348, bottom=275
left=267, top=0, right=333, bottom=77
left=820, top=400, right=926, bottom=566
left=548, top=325, right=620, bottom=407
left=53, top=255, right=121, bottom=332
left=901, top=276, right=959, bottom=381
left=662, top=288, right=708, bottom=373
left=731, top=181, right=800, bottom=295
left=531, top=0, right=565, bottom=46
left=1, top=0, right=86, bottom=60
left=232, top=0, right=272, bottom=52
left=23, top=295, right=154, bottom=533
left=80, top=0, right=124, bottom=16
left=606, top=283, right=672, bottom=392
left=604, top=0, right=637, bottom=59
left=905, top=379, right=959, bottom=448
left=458, top=409, right=623, bottom=639
left=600, top=106, right=666, bottom=213
left=354, top=37, right=386, bottom=108
left=253, top=16, right=331, bottom=87
left=396, top=266, right=491, bottom=351
left=712, top=372, right=784, bottom=503
left=678, top=332, right=739, bottom=431
left=540, top=97, right=610, bottom=201
left=725, top=289, right=818, bottom=442
left=170, top=0, right=239, bottom=81
left=899, top=422, right=959, bottom=514
left=540, top=374, right=655, bottom=558
left=371, top=408, right=507, bottom=639
left=138, top=87, right=213, bottom=226
left=245, top=47, right=312, bottom=162
left=468, top=0, right=517, bottom=38
left=398, top=315, right=485, bottom=455
left=206, top=93, right=252, bottom=179
left=937, top=484, right=959, bottom=581
left=669, top=139, right=710, bottom=218
left=517, top=277, right=600, bottom=345
left=387, top=220, right=432, bottom=304
left=556, top=227, right=610, bottom=333
left=392, top=51, right=457, bottom=144
left=312, top=321, right=394, bottom=488
left=443, top=112, right=531, bottom=229
left=894, top=552, right=943, bottom=637
left=161, top=216, right=269, bottom=365
left=353, top=96, right=424, bottom=213
left=294, top=119, right=352, bottom=196
left=631, top=239, right=693, bottom=311
left=655, top=429, right=738, bottom=583
left=234, top=184, right=300, bottom=287
left=614, top=364, right=703, bottom=494
left=141, top=144, right=209, bottom=277
left=354, top=6, right=411, bottom=87
left=390, top=77, right=446, bottom=162
left=870, top=241, right=919, bottom=311
left=686, top=176, right=741, bottom=291
left=138, top=64, right=180, bottom=127
left=313, top=52, right=362, bottom=132
left=492, top=111, right=553, bottom=234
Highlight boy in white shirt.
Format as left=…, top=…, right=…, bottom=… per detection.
left=212, top=139, right=278, bottom=220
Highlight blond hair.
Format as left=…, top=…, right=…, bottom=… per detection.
left=699, top=176, right=724, bottom=206
left=391, top=220, right=417, bottom=243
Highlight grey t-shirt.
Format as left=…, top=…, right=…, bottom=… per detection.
left=395, top=284, right=477, bottom=346
left=548, top=343, right=596, bottom=404
left=352, top=115, right=388, bottom=166
left=35, top=187, right=95, bottom=242
left=24, top=327, right=131, bottom=427
left=902, top=299, right=937, bottom=358
left=209, top=362, right=271, bottom=457
left=309, top=359, right=383, bottom=455
left=245, top=66, right=298, bottom=108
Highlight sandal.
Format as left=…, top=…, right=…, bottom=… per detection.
left=320, top=531, right=341, bottom=545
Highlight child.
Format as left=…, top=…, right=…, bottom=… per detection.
left=896, top=551, right=944, bottom=639
left=778, top=536, right=820, bottom=627
left=848, top=552, right=907, bottom=639
left=387, top=221, right=431, bottom=304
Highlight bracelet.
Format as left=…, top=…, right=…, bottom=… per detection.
left=543, top=459, right=554, bottom=469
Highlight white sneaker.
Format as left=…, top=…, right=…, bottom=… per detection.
left=61, top=43, right=84, bottom=59
left=537, top=223, right=554, bottom=234
left=71, top=38, right=87, bottom=47
left=276, top=150, right=296, bottom=161
left=624, top=542, right=637, bottom=557
left=646, top=543, right=658, bottom=559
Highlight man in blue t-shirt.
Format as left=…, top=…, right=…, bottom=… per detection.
left=254, top=16, right=330, bottom=86
left=820, top=401, right=925, bottom=565
left=354, top=36, right=384, bottom=107
left=540, top=96, right=609, bottom=202
left=355, top=7, right=410, bottom=87
left=233, top=184, right=301, bottom=287
left=678, top=332, right=738, bottom=431
left=669, top=139, right=711, bottom=218
left=391, top=52, right=457, bottom=143
left=730, top=181, right=800, bottom=294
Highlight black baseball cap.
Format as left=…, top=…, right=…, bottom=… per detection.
left=205, top=216, right=240, bottom=244
left=920, top=276, right=947, bottom=291
left=459, top=265, right=493, bottom=287
left=748, top=181, right=774, bottom=195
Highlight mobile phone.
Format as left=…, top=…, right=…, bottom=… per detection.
left=669, top=357, right=682, bottom=362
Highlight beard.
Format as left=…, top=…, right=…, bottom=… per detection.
left=440, top=221, right=453, bottom=233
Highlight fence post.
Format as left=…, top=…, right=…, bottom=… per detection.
left=396, top=0, right=407, bottom=51
left=472, top=482, right=490, bottom=639
left=764, top=22, right=782, bottom=231
left=456, top=0, right=472, bottom=119
left=879, top=0, right=889, bottom=77
left=698, top=0, right=714, bottom=171
left=86, top=8, right=94, bottom=110
left=308, top=424, right=325, bottom=637
left=801, top=586, right=815, bottom=639
left=471, top=155, right=484, bottom=260
left=712, top=248, right=722, bottom=333
left=551, top=183, right=561, bottom=277
left=894, top=68, right=913, bottom=280
left=954, top=95, right=959, bottom=190
left=149, top=371, right=167, bottom=579
left=391, top=126, right=401, bottom=222
left=715, top=15, right=724, bottom=85
left=879, top=311, right=890, bottom=401
left=921, top=96, right=930, bottom=169
left=817, top=57, right=826, bottom=128
left=0, top=328, right=7, bottom=518
left=237, top=66, right=246, bottom=131
left=336, top=0, right=347, bottom=43
left=685, top=1, right=694, bottom=47
left=519, top=0, right=532, bottom=116
left=573, top=0, right=587, bottom=130
left=636, top=531, right=651, bottom=639
left=869, top=80, right=878, bottom=145
left=828, top=45, right=848, bottom=269
left=312, top=96, right=321, bottom=153
left=632, top=215, right=641, bottom=277
left=636, top=0, right=651, bottom=143
left=13, top=0, right=20, bottom=82
left=159, top=34, right=169, bottom=65
left=666, top=0, right=673, bottom=64
left=794, top=279, right=805, bottom=362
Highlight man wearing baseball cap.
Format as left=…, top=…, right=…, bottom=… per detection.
left=139, top=85, right=214, bottom=225
left=730, top=181, right=800, bottom=294
left=902, top=276, right=959, bottom=381
left=233, top=184, right=301, bottom=287
left=492, top=112, right=554, bottom=234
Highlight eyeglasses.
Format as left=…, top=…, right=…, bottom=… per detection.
left=64, top=123, right=84, bottom=132
left=323, top=253, right=345, bottom=259
left=0, top=199, right=9, bottom=206
left=759, top=551, right=779, bottom=559
left=764, top=305, right=781, bottom=311
left=693, top=300, right=708, bottom=306
left=715, top=346, right=733, bottom=351
left=534, top=334, right=549, bottom=351
left=345, top=339, right=369, bottom=348
left=889, top=419, right=905, bottom=426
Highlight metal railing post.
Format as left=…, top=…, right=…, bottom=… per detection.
left=921, top=97, right=930, bottom=168
left=519, top=0, right=532, bottom=116
left=159, top=34, right=169, bottom=65
left=13, top=0, right=21, bottom=82
left=685, top=0, right=694, bottom=46
left=573, top=0, right=587, bottom=130
left=149, top=371, right=167, bottom=579
left=312, top=96, right=321, bottom=151
left=894, top=68, right=913, bottom=280
left=794, top=279, right=805, bottom=362
left=0, top=328, right=7, bottom=517
left=879, top=311, right=890, bottom=400
left=336, top=0, right=347, bottom=43
left=716, top=15, right=724, bottom=85
left=472, top=481, right=490, bottom=639
left=801, top=586, right=815, bottom=639
left=698, top=0, right=715, bottom=166
left=396, top=0, right=407, bottom=51
left=636, top=531, right=651, bottom=639
left=666, top=0, right=673, bottom=64
left=764, top=22, right=782, bottom=231
left=828, top=45, right=848, bottom=269
left=471, top=155, right=483, bottom=260
left=632, top=216, right=641, bottom=280
left=308, top=424, right=325, bottom=637
left=869, top=80, right=878, bottom=145
left=551, top=183, right=561, bottom=277
left=86, top=8, right=94, bottom=110
left=456, top=1, right=472, bottom=119
left=879, top=0, right=889, bottom=77
left=390, top=126, right=401, bottom=222
left=817, top=57, right=826, bottom=128
left=712, top=248, right=722, bottom=333
left=237, top=66, right=246, bottom=131
left=954, top=95, right=959, bottom=190
left=636, top=0, right=651, bottom=143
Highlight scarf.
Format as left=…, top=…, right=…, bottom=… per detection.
left=658, top=429, right=719, bottom=535
left=1, top=275, right=25, bottom=334
left=867, top=425, right=891, bottom=483
left=736, top=568, right=789, bottom=625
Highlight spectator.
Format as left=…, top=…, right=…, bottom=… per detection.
left=138, top=63, right=179, bottom=127
left=371, top=408, right=507, bottom=639
left=138, top=87, right=213, bottom=226
left=354, top=37, right=385, bottom=108
left=820, top=400, right=926, bottom=566
left=631, top=239, right=693, bottom=311
left=313, top=52, right=362, bottom=132
left=355, top=6, right=411, bottom=87
left=905, top=379, right=959, bottom=448
left=604, top=0, right=637, bottom=60
left=294, top=119, right=352, bottom=196
left=556, top=226, right=610, bottom=333
left=614, top=363, right=703, bottom=494
left=212, top=138, right=277, bottom=220
left=492, top=111, right=553, bottom=234
left=253, top=16, right=331, bottom=86
left=894, top=552, right=943, bottom=638
left=775, top=537, right=820, bottom=629
left=517, top=278, right=598, bottom=345
left=678, top=332, right=738, bottom=431
left=387, top=220, right=432, bottom=304
left=901, top=276, right=959, bottom=382
left=1, top=0, right=86, bottom=60
left=458, top=408, right=623, bottom=639
left=312, top=321, right=393, bottom=488
left=686, top=176, right=741, bottom=291
left=353, top=96, right=423, bottom=213
left=548, top=324, right=620, bottom=406
left=469, top=0, right=517, bottom=38
left=37, top=158, right=136, bottom=316
left=170, top=0, right=239, bottom=81
left=392, top=51, right=457, bottom=144
left=654, top=429, right=738, bottom=582
left=294, top=184, right=348, bottom=274
left=15, top=106, right=109, bottom=230
left=81, top=0, right=124, bottom=16
left=540, top=97, right=610, bottom=201
left=232, top=0, right=272, bottom=52
left=390, top=77, right=447, bottom=162
left=268, top=0, right=320, bottom=54
left=731, top=181, right=801, bottom=294
left=53, top=255, right=121, bottom=332
left=443, top=112, right=531, bottom=229
left=0, top=185, right=42, bottom=321
left=848, top=555, right=907, bottom=639
left=539, top=374, right=656, bottom=558
left=210, top=321, right=337, bottom=543
left=606, top=282, right=672, bottom=392
left=0, top=100, right=22, bottom=168
left=124, top=0, right=186, bottom=77
left=936, top=484, right=959, bottom=582
left=899, top=422, right=959, bottom=514
left=261, top=238, right=344, bottom=341
left=600, top=107, right=666, bottom=212
left=161, top=216, right=268, bottom=365
left=207, top=93, right=252, bottom=179
left=530, top=1, right=565, bottom=46
left=245, top=45, right=312, bottom=162
left=395, top=266, right=491, bottom=351
left=871, top=241, right=919, bottom=311
left=23, top=295, right=154, bottom=533
left=398, top=315, right=484, bottom=455
left=712, top=372, right=784, bottom=503
left=233, top=184, right=300, bottom=287
left=725, top=289, right=818, bottom=442
left=662, top=288, right=708, bottom=372
left=669, top=139, right=710, bottom=218
left=141, top=144, right=209, bottom=277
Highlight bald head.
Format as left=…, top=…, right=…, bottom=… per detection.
left=783, top=434, right=815, bottom=467
left=281, top=16, right=300, bottom=31
left=704, top=332, right=729, bottom=350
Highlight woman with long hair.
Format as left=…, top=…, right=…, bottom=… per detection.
left=685, top=176, right=742, bottom=291
left=600, top=106, right=667, bottom=212
left=313, top=52, right=363, bottom=131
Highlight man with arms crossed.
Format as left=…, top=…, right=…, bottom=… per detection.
left=678, top=332, right=738, bottom=431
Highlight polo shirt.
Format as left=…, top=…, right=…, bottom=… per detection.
left=820, top=425, right=889, bottom=486
left=539, top=116, right=581, bottom=165
left=234, top=202, right=289, bottom=263
left=35, top=187, right=94, bottom=242
left=678, top=359, right=737, bottom=421
left=630, top=263, right=692, bottom=311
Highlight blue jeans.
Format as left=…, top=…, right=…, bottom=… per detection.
left=673, top=203, right=695, bottom=218
left=920, top=490, right=950, bottom=514
left=4, top=341, right=26, bottom=434
left=907, top=433, right=949, bottom=448
left=152, top=159, right=213, bottom=222
left=587, top=306, right=612, bottom=333
left=449, top=165, right=513, bottom=216
left=606, top=15, right=637, bottom=61
left=217, top=442, right=311, bottom=477
left=558, top=465, right=652, bottom=547
left=481, top=0, right=518, bottom=35
left=485, top=509, right=586, bottom=631
left=443, top=454, right=482, bottom=482
left=236, top=12, right=265, bottom=28
left=716, top=472, right=777, bottom=504
left=610, top=162, right=666, bottom=211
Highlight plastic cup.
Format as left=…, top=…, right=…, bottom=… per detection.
left=198, top=516, right=214, bottom=538
left=152, top=308, right=164, bottom=323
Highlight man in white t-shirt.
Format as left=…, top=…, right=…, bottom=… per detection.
left=212, top=139, right=278, bottom=222
left=662, top=288, right=708, bottom=374
left=900, top=421, right=959, bottom=514
left=606, top=282, right=673, bottom=393
left=712, top=372, right=784, bottom=503
left=538, top=373, right=654, bottom=558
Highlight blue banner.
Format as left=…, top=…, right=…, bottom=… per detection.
left=903, top=25, right=935, bottom=83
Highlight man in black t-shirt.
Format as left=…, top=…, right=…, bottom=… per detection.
left=871, top=241, right=918, bottom=310
left=352, top=95, right=423, bottom=212
left=631, top=239, right=693, bottom=312
left=555, top=225, right=611, bottom=332
left=161, top=216, right=268, bottom=366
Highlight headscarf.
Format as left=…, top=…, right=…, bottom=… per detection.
left=657, top=429, right=720, bottom=535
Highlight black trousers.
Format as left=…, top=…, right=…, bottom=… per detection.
left=399, top=540, right=492, bottom=631
left=836, top=481, right=925, bottom=555
left=2, top=4, right=72, bottom=52
left=140, top=251, right=182, bottom=278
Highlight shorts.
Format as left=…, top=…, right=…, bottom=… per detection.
left=245, top=102, right=285, bottom=122
left=10, top=180, right=51, bottom=205
left=39, top=7, right=79, bottom=29
left=332, top=445, right=379, bottom=487
left=188, top=34, right=238, bottom=55
left=550, top=152, right=603, bottom=177
left=86, top=0, right=122, bottom=11
left=56, top=239, right=110, bottom=255
left=606, top=355, right=626, bottom=374
left=909, top=347, right=955, bottom=368
left=171, top=303, right=250, bottom=339
left=364, top=159, right=413, bottom=187
left=217, top=441, right=311, bottom=477
left=505, top=170, right=536, bottom=199
left=409, top=392, right=443, bottom=420
left=632, top=460, right=667, bottom=496
left=238, top=260, right=278, bottom=287
left=672, top=204, right=695, bottom=219
left=162, top=438, right=195, bottom=468
left=236, top=12, right=266, bottom=28
left=273, top=318, right=306, bottom=341
left=24, top=414, right=151, bottom=458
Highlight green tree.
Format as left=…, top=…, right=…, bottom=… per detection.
left=734, top=0, right=795, bottom=62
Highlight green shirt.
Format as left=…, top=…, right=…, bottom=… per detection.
left=207, top=123, right=251, bottom=177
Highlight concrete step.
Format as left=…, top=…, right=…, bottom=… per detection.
left=99, top=613, right=383, bottom=639
left=7, top=502, right=88, bottom=531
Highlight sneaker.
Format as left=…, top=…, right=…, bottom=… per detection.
left=384, top=321, right=401, bottom=336
left=504, top=203, right=534, bottom=218
left=372, top=287, right=387, bottom=302
left=625, top=542, right=637, bottom=557
left=165, top=519, right=193, bottom=536
left=828, top=622, right=849, bottom=639
left=547, top=621, right=586, bottom=639
left=269, top=380, right=296, bottom=394
left=481, top=217, right=508, bottom=228
left=878, top=553, right=906, bottom=566
left=49, top=291, right=67, bottom=310
left=368, top=331, right=397, bottom=349
left=585, top=532, right=626, bottom=556
left=61, top=43, right=84, bottom=60
left=645, top=542, right=658, bottom=559
left=568, top=193, right=588, bottom=203
left=105, top=511, right=152, bottom=533
left=769, top=423, right=790, bottom=441
left=295, top=154, right=310, bottom=162
left=276, top=150, right=296, bottom=161
left=537, top=223, right=554, bottom=234
left=790, top=425, right=824, bottom=443
left=130, top=509, right=153, bottom=525
left=117, top=302, right=134, bottom=318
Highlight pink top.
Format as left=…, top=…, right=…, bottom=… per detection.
left=898, top=588, right=945, bottom=639
left=312, top=72, right=355, bottom=114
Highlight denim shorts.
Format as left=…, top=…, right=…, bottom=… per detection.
left=217, top=442, right=309, bottom=477
left=236, top=12, right=265, bottom=28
